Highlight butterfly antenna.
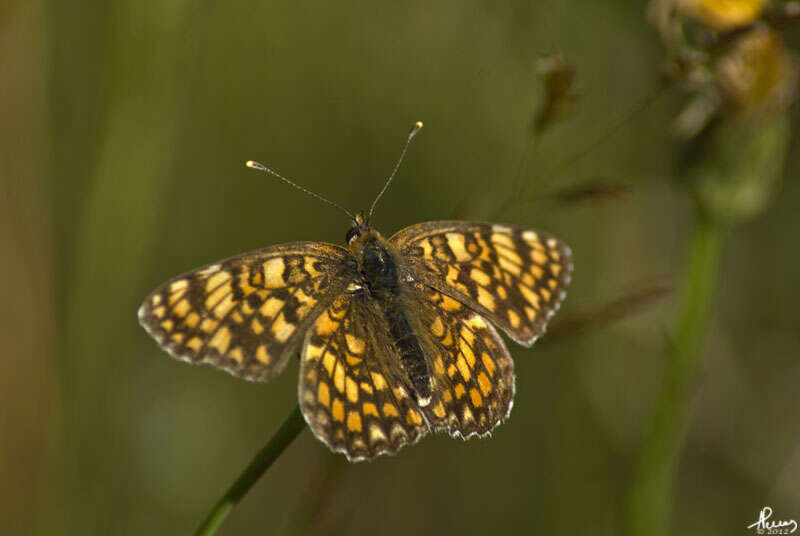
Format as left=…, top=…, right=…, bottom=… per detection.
left=245, top=160, right=357, bottom=222
left=368, top=121, right=424, bottom=220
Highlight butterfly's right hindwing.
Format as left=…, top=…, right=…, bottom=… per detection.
left=408, top=281, right=515, bottom=438
left=138, top=242, right=356, bottom=381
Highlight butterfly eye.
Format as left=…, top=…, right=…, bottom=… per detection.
left=345, top=226, right=361, bottom=245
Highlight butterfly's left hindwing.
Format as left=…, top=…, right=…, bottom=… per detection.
left=138, top=242, right=355, bottom=381
left=299, top=290, right=430, bottom=461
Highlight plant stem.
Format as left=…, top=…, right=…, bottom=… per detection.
left=195, top=405, right=306, bottom=536
left=626, top=211, right=723, bottom=536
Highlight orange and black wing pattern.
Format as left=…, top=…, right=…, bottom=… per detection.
left=391, top=221, right=573, bottom=345
left=409, top=281, right=515, bottom=438
left=298, top=289, right=430, bottom=461
left=296, top=272, right=521, bottom=459
left=139, top=219, right=573, bottom=462
left=138, top=243, right=355, bottom=381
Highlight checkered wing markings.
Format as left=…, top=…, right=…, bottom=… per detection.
left=138, top=243, right=354, bottom=382
left=409, top=282, right=515, bottom=438
left=299, top=292, right=430, bottom=461
left=391, top=221, right=573, bottom=345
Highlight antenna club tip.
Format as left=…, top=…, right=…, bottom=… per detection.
left=246, top=160, right=265, bottom=170
left=415, top=121, right=423, bottom=128
left=409, top=121, right=424, bottom=138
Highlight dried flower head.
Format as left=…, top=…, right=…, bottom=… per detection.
left=715, top=27, right=798, bottom=113
left=532, top=54, right=578, bottom=135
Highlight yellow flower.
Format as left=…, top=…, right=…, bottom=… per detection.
left=679, top=0, right=766, bottom=31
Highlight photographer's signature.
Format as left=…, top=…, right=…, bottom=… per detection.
left=748, top=507, right=797, bottom=535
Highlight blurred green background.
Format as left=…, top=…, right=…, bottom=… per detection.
left=3, top=1, right=799, bottom=534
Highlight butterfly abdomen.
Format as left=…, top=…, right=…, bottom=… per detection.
left=385, top=303, right=432, bottom=405
left=359, top=238, right=432, bottom=405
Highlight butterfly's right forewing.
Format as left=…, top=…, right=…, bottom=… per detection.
left=391, top=221, right=573, bottom=346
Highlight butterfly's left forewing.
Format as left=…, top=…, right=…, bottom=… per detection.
left=138, top=242, right=355, bottom=381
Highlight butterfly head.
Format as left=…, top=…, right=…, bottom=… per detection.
left=346, top=212, right=401, bottom=290
left=346, top=212, right=377, bottom=247
left=347, top=121, right=424, bottom=249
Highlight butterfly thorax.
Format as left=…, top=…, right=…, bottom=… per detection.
left=349, top=227, right=432, bottom=406
left=355, top=233, right=401, bottom=293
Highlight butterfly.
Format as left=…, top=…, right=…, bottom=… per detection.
left=138, top=122, right=573, bottom=462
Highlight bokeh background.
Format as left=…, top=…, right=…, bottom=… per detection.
left=3, top=1, right=799, bottom=534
